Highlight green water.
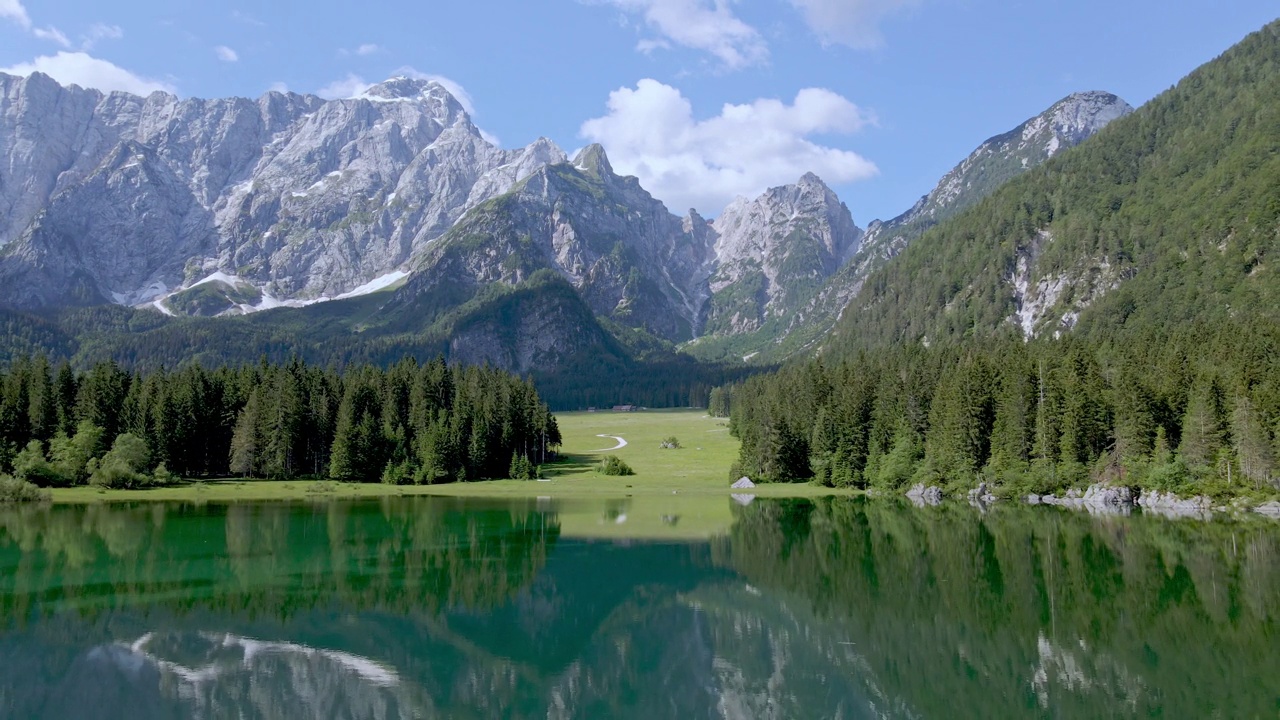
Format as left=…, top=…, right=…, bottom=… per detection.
left=0, top=497, right=1277, bottom=719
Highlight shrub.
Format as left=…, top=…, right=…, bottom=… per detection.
left=660, top=437, right=681, bottom=449
left=152, top=463, right=180, bottom=486
left=0, top=474, right=51, bottom=503
left=598, top=455, right=635, bottom=476
left=12, top=441, right=70, bottom=487
left=88, top=433, right=152, bottom=489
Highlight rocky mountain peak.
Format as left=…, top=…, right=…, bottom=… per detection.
left=572, top=143, right=614, bottom=178
left=354, top=77, right=469, bottom=126
left=1037, top=91, right=1134, bottom=149
left=869, top=90, right=1133, bottom=237
left=0, top=72, right=569, bottom=311
left=797, top=171, right=825, bottom=187
left=696, top=174, right=863, bottom=337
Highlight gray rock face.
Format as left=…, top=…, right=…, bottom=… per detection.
left=700, top=173, right=862, bottom=337
left=390, top=144, right=716, bottom=341
left=0, top=72, right=565, bottom=310
left=0, top=73, right=1134, bottom=372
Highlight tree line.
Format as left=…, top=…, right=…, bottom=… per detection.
left=0, top=356, right=560, bottom=489
left=727, top=321, right=1280, bottom=498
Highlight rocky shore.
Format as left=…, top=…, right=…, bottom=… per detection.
left=902, top=483, right=1280, bottom=520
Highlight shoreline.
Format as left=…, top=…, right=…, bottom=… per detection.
left=46, top=477, right=859, bottom=504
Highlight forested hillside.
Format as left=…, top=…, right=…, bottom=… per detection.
left=0, top=356, right=559, bottom=489
left=0, top=270, right=751, bottom=410
left=728, top=21, right=1280, bottom=497
left=832, top=20, right=1280, bottom=349
left=730, top=322, right=1279, bottom=496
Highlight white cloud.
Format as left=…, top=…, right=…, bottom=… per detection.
left=602, top=0, right=767, bottom=69
left=80, top=23, right=124, bottom=50
left=267, top=81, right=289, bottom=93
left=1, top=52, right=175, bottom=95
left=214, top=45, right=239, bottom=62
left=32, top=25, right=70, bottom=47
left=356, top=43, right=380, bottom=56
left=316, top=73, right=371, bottom=99
left=787, top=0, right=919, bottom=49
left=0, top=0, right=31, bottom=29
left=580, top=79, right=877, bottom=213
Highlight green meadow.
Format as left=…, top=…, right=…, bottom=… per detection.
left=49, top=409, right=850, bottom=506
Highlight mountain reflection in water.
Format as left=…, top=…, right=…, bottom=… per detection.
left=0, top=496, right=1276, bottom=718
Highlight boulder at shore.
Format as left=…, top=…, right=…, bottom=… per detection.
left=731, top=477, right=755, bottom=489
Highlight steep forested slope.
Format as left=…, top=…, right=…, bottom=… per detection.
left=831, top=20, right=1280, bottom=350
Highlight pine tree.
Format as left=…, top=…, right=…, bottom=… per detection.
left=1179, top=376, right=1225, bottom=472
left=1231, top=396, right=1274, bottom=488
left=988, top=353, right=1035, bottom=475
left=53, top=361, right=78, bottom=437
left=229, top=391, right=262, bottom=477
left=924, top=356, right=994, bottom=484
left=1111, top=359, right=1157, bottom=467
left=26, top=356, right=57, bottom=443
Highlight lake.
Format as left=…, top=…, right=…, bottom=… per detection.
left=1, top=496, right=1277, bottom=718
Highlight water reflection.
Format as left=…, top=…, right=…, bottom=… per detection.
left=0, top=497, right=1276, bottom=718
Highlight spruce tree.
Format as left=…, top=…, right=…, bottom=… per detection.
left=1179, top=376, right=1225, bottom=472
left=229, top=391, right=262, bottom=477
left=1231, top=396, right=1274, bottom=488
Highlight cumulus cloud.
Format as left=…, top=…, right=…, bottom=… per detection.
left=0, top=0, right=31, bottom=29
left=603, top=0, right=767, bottom=69
left=787, top=0, right=920, bottom=49
left=214, top=45, right=239, bottom=62
left=80, top=23, right=124, bottom=50
left=1, top=52, right=175, bottom=95
left=356, top=43, right=381, bottom=56
left=267, top=81, right=289, bottom=93
left=580, top=79, right=877, bottom=213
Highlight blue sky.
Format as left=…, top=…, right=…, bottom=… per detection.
left=2, top=1, right=1276, bottom=220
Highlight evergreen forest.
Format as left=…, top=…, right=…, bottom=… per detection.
left=729, top=322, right=1279, bottom=498
left=726, top=22, right=1280, bottom=500
left=0, top=356, right=559, bottom=491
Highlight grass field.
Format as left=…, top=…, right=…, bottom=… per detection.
left=49, top=409, right=850, bottom=508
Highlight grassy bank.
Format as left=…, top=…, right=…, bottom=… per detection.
left=49, top=409, right=852, bottom=504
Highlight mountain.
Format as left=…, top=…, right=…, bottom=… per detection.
left=699, top=172, right=862, bottom=339
left=0, top=69, right=1133, bottom=385
left=829, top=19, right=1280, bottom=350
left=382, top=144, right=713, bottom=342
left=683, top=91, right=1133, bottom=363
left=0, top=73, right=565, bottom=310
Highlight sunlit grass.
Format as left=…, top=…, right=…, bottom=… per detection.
left=49, top=409, right=853, bottom=504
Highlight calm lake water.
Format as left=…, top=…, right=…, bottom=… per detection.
left=0, top=496, right=1277, bottom=719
